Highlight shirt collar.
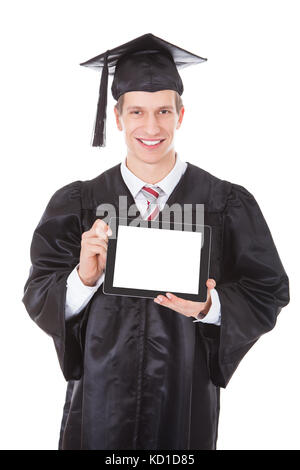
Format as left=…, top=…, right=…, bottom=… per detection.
left=120, top=152, right=187, bottom=199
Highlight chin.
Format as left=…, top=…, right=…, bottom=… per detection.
left=140, top=152, right=166, bottom=163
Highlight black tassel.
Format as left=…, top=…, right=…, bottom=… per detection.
left=92, top=50, right=109, bottom=147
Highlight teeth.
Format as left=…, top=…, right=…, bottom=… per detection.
left=140, top=139, right=162, bottom=146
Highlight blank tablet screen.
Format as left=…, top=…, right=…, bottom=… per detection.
left=112, top=225, right=202, bottom=294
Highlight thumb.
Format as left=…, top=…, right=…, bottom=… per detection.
left=206, top=278, right=216, bottom=290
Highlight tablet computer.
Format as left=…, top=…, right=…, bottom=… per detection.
left=102, top=217, right=211, bottom=302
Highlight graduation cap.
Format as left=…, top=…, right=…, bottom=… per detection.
left=80, top=33, right=207, bottom=147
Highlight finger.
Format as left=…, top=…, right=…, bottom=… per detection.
left=206, top=278, right=216, bottom=289
left=165, top=292, right=186, bottom=306
left=165, top=293, right=201, bottom=315
left=85, top=245, right=107, bottom=256
left=83, top=224, right=110, bottom=241
left=97, top=220, right=112, bottom=236
left=97, top=223, right=112, bottom=237
left=92, top=219, right=112, bottom=238
left=154, top=295, right=172, bottom=307
left=154, top=294, right=187, bottom=314
left=82, top=229, right=108, bottom=242
left=82, top=238, right=108, bottom=250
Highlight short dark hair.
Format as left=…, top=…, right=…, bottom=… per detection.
left=115, top=90, right=183, bottom=115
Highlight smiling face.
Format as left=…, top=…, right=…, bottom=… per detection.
left=114, top=90, right=184, bottom=165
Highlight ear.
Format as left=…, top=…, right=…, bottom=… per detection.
left=114, top=106, right=123, bottom=131
left=176, top=106, right=185, bottom=130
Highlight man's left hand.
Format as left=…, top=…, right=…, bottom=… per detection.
left=153, top=279, right=216, bottom=319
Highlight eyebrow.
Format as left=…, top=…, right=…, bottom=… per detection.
left=126, top=105, right=175, bottom=111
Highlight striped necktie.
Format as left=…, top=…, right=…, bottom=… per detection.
left=140, top=185, right=163, bottom=221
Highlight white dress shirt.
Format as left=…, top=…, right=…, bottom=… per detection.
left=65, top=153, right=221, bottom=325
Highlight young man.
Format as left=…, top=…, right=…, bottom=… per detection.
left=22, top=34, right=289, bottom=450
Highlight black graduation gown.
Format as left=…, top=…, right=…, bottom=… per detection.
left=22, top=162, right=290, bottom=450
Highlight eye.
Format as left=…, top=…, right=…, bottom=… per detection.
left=159, top=109, right=171, bottom=114
left=130, top=110, right=141, bottom=115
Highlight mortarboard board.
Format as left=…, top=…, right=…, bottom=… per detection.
left=80, top=33, right=207, bottom=147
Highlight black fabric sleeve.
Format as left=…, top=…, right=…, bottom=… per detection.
left=200, top=184, right=290, bottom=388
left=22, top=181, right=87, bottom=381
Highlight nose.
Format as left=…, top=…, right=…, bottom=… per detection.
left=143, top=113, right=161, bottom=136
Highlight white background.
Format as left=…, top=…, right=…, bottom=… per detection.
left=0, top=0, right=298, bottom=450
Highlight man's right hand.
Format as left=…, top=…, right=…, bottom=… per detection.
left=77, top=219, right=112, bottom=287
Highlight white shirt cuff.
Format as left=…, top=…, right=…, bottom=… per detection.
left=65, top=264, right=105, bottom=319
left=192, top=288, right=221, bottom=325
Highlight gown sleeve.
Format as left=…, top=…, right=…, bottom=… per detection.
left=22, top=180, right=86, bottom=381
left=200, top=183, right=290, bottom=388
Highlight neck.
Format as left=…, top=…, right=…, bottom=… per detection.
left=125, top=149, right=177, bottom=184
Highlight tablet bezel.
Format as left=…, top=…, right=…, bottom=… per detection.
left=102, top=216, right=211, bottom=302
